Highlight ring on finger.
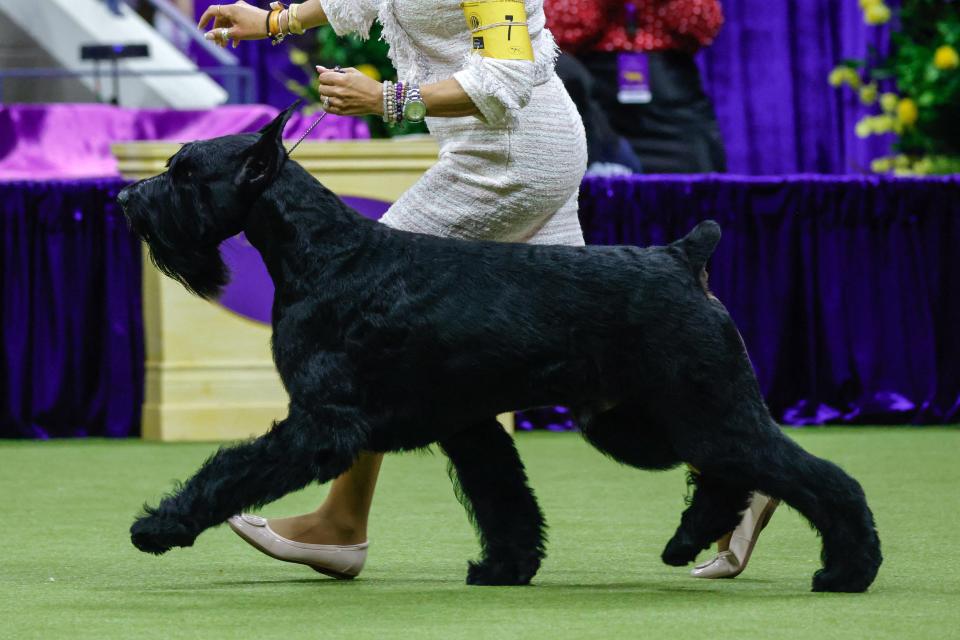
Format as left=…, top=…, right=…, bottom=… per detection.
left=220, top=27, right=229, bottom=42
left=321, top=96, right=331, bottom=111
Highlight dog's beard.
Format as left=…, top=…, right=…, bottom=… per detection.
left=126, top=190, right=231, bottom=300
left=147, top=240, right=229, bottom=300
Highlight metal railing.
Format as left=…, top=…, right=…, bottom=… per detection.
left=0, top=66, right=257, bottom=104
left=89, top=0, right=254, bottom=103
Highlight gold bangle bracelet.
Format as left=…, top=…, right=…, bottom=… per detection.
left=288, top=3, right=306, bottom=35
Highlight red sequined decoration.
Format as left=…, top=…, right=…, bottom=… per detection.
left=544, top=0, right=724, bottom=54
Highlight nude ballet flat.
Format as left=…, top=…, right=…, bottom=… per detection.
left=228, top=514, right=368, bottom=579
left=690, top=492, right=780, bottom=579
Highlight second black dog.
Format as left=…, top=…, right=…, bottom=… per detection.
left=119, top=105, right=881, bottom=592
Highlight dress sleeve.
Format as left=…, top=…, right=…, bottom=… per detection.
left=452, top=0, right=550, bottom=127
left=318, top=0, right=380, bottom=39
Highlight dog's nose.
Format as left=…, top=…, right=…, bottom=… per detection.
left=117, top=186, right=132, bottom=208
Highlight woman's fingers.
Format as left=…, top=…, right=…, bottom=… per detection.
left=198, top=1, right=267, bottom=45
left=317, top=71, right=348, bottom=87
left=203, top=24, right=236, bottom=47
left=197, top=5, right=218, bottom=29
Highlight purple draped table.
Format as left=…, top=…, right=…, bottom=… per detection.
left=519, top=174, right=960, bottom=430
left=2, top=173, right=959, bottom=437
left=0, top=103, right=368, bottom=180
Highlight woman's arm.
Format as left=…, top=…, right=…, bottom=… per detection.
left=295, top=0, right=329, bottom=30
left=317, top=67, right=481, bottom=118
left=421, top=79, right=481, bottom=118
left=199, top=0, right=370, bottom=45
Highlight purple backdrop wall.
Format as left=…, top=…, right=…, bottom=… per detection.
left=192, top=0, right=895, bottom=175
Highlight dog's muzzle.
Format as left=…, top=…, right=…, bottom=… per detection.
left=117, top=185, right=133, bottom=209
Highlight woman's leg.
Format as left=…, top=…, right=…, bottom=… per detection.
left=267, top=452, right=383, bottom=545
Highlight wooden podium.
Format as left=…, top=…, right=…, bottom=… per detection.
left=113, top=138, right=513, bottom=441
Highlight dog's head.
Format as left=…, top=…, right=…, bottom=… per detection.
left=118, top=104, right=297, bottom=299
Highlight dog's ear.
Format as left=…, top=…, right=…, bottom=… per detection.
left=235, top=102, right=300, bottom=192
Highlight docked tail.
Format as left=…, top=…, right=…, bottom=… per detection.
left=673, top=220, right=722, bottom=276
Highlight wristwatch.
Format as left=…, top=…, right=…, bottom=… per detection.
left=402, top=83, right=427, bottom=123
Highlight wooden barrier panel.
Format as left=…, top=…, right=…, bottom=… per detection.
left=113, top=139, right=514, bottom=440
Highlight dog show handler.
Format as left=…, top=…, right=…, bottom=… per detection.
left=199, top=0, right=587, bottom=577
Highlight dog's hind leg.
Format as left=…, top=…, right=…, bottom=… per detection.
left=578, top=404, right=748, bottom=567
left=683, top=428, right=882, bottom=593
left=579, top=401, right=682, bottom=471
left=130, top=402, right=364, bottom=555
left=440, top=418, right=546, bottom=586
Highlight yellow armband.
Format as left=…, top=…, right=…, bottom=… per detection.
left=460, top=0, right=534, bottom=61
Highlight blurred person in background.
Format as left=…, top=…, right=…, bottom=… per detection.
left=545, top=0, right=727, bottom=173
left=133, top=0, right=195, bottom=52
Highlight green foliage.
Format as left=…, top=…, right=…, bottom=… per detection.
left=882, top=1, right=960, bottom=155
left=833, top=1, right=960, bottom=174
left=284, top=24, right=428, bottom=138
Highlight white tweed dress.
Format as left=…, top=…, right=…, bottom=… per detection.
left=319, top=0, right=587, bottom=245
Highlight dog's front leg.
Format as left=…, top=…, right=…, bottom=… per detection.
left=130, top=403, right=364, bottom=555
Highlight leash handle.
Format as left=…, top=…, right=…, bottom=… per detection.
left=286, top=65, right=344, bottom=157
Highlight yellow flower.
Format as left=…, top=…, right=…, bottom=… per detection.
left=859, top=83, right=878, bottom=105
left=355, top=63, right=381, bottom=81
left=828, top=67, right=846, bottom=87
left=872, top=115, right=895, bottom=134
left=859, top=0, right=882, bottom=7
left=934, top=45, right=960, bottom=71
left=284, top=79, right=306, bottom=95
left=880, top=92, right=899, bottom=113
left=912, top=157, right=933, bottom=176
left=289, top=49, right=309, bottom=66
left=893, top=155, right=911, bottom=169
left=828, top=67, right=862, bottom=89
left=871, top=157, right=892, bottom=173
left=845, top=68, right=862, bottom=90
left=855, top=117, right=874, bottom=138
left=897, top=98, right=919, bottom=127
left=864, top=3, right=891, bottom=25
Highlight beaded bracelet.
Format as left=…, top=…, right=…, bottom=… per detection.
left=395, top=81, right=406, bottom=124
left=382, top=80, right=395, bottom=124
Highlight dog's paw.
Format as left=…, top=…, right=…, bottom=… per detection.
left=466, top=558, right=537, bottom=586
left=811, top=568, right=873, bottom=593
left=660, top=534, right=702, bottom=567
left=130, top=513, right=196, bottom=555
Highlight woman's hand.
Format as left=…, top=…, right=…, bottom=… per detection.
left=198, top=0, right=275, bottom=48
left=316, top=66, right=384, bottom=116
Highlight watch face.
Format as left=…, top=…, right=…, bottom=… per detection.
left=404, top=100, right=427, bottom=122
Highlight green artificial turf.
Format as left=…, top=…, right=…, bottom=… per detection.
left=1, top=427, right=958, bottom=640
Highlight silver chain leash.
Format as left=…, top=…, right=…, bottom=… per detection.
left=286, top=111, right=328, bottom=156
left=286, top=66, right=343, bottom=157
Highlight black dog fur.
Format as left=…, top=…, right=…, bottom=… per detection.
left=119, top=105, right=882, bottom=592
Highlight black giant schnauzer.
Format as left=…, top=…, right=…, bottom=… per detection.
left=118, top=105, right=881, bottom=593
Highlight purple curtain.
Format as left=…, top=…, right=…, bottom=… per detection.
left=519, top=174, right=960, bottom=429
left=697, top=0, right=895, bottom=174
left=0, top=178, right=143, bottom=438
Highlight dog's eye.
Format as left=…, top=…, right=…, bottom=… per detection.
left=172, top=162, right=194, bottom=181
